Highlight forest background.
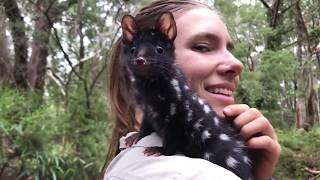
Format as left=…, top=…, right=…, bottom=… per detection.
left=0, top=0, right=319, bottom=179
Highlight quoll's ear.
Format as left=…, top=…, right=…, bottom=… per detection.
left=121, top=15, right=138, bottom=42
left=155, top=12, right=177, bottom=41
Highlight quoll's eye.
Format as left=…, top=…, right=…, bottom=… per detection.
left=130, top=47, right=136, bottom=54
left=156, top=46, right=163, bottom=54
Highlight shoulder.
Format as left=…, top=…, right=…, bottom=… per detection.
left=105, top=151, right=240, bottom=180
left=104, top=133, right=240, bottom=180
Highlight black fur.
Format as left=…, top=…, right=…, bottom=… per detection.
left=120, top=13, right=254, bottom=180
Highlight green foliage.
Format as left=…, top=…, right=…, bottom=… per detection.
left=310, top=26, right=320, bottom=40
left=259, top=50, right=298, bottom=82
left=275, top=127, right=320, bottom=179
left=237, top=50, right=298, bottom=128
left=236, top=71, right=263, bottom=107
left=233, top=42, right=248, bottom=59
left=0, top=87, right=110, bottom=179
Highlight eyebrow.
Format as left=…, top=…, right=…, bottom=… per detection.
left=187, top=32, right=235, bottom=51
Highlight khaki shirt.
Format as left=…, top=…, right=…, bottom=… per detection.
left=104, top=132, right=240, bottom=180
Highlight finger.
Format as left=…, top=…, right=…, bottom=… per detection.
left=240, top=116, right=274, bottom=141
left=223, top=104, right=250, bottom=117
left=247, top=135, right=281, bottom=152
left=232, top=108, right=261, bottom=129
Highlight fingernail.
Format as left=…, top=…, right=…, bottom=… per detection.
left=223, top=107, right=231, bottom=115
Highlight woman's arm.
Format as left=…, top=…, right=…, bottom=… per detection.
left=223, top=104, right=281, bottom=180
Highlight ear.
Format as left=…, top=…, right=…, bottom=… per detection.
left=155, top=12, right=177, bottom=41
left=121, top=15, right=138, bottom=42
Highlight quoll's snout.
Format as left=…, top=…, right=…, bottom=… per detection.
left=135, top=57, right=147, bottom=66
left=133, top=57, right=151, bottom=70
left=130, top=56, right=151, bottom=75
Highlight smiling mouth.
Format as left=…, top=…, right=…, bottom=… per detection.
left=206, top=87, right=234, bottom=96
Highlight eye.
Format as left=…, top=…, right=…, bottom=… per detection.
left=130, top=47, right=136, bottom=54
left=192, top=44, right=210, bottom=52
left=156, top=46, right=163, bottom=54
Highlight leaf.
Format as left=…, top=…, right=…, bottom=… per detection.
left=51, top=168, right=57, bottom=180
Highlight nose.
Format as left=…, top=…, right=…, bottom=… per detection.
left=216, top=50, right=243, bottom=78
left=135, top=57, right=147, bottom=66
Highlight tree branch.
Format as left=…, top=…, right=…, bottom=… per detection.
left=259, top=0, right=271, bottom=10
left=44, top=11, right=86, bottom=83
left=281, top=0, right=300, bottom=15
left=89, top=26, right=121, bottom=93
left=280, top=40, right=299, bottom=49
left=271, top=0, right=281, bottom=28
left=46, top=67, right=66, bottom=95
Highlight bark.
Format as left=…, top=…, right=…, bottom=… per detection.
left=0, top=6, right=12, bottom=85
left=294, top=2, right=320, bottom=129
left=3, top=0, right=29, bottom=89
left=28, top=0, right=50, bottom=92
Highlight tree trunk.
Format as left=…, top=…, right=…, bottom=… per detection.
left=3, top=0, right=29, bottom=90
left=294, top=2, right=320, bottom=129
left=0, top=6, right=12, bottom=85
left=28, top=0, right=51, bottom=92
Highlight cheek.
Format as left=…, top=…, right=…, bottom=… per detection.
left=175, top=52, right=212, bottom=87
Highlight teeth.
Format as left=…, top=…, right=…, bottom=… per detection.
left=207, top=88, right=233, bottom=96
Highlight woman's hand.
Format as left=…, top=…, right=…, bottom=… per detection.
left=223, top=104, right=281, bottom=180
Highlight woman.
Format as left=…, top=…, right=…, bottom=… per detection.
left=104, top=0, right=281, bottom=179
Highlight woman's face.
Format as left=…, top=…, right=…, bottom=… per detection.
left=174, top=8, right=243, bottom=117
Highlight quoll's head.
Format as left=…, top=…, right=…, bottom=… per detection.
left=121, top=12, right=177, bottom=77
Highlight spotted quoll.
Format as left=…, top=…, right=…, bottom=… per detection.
left=120, top=12, right=254, bottom=180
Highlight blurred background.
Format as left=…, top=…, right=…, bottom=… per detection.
left=0, top=0, right=319, bottom=179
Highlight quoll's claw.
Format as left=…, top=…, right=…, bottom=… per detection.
left=144, top=147, right=163, bottom=156
left=125, top=133, right=139, bottom=148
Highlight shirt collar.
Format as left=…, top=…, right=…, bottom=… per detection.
left=119, top=132, right=163, bottom=150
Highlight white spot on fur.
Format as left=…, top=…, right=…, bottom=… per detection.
left=171, top=78, right=179, bottom=86
left=184, top=85, right=189, bottom=90
left=185, top=100, right=190, bottom=110
left=190, top=132, right=196, bottom=139
left=204, top=152, right=213, bottom=160
left=170, top=103, right=176, bottom=116
left=194, top=118, right=203, bottom=130
left=151, top=112, right=158, bottom=118
left=203, top=105, right=211, bottom=114
left=213, top=117, right=220, bottom=126
left=236, top=141, right=246, bottom=148
left=164, top=115, right=169, bottom=123
left=198, top=98, right=204, bottom=105
left=158, top=95, right=165, bottom=101
left=171, top=79, right=181, bottom=99
left=192, top=94, right=197, bottom=100
left=219, top=134, right=230, bottom=141
left=243, top=156, right=252, bottom=165
left=146, top=105, right=154, bottom=114
left=201, top=130, right=211, bottom=141
left=187, top=110, right=193, bottom=122
left=233, top=148, right=242, bottom=153
left=130, top=76, right=135, bottom=82
left=226, top=156, right=239, bottom=169
left=194, top=122, right=202, bottom=130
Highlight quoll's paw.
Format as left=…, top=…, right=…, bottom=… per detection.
left=144, top=147, right=163, bottom=156
left=124, top=132, right=139, bottom=148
